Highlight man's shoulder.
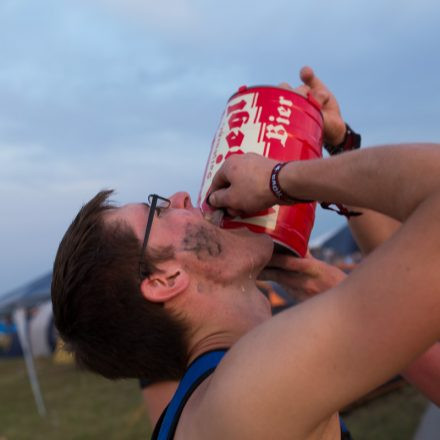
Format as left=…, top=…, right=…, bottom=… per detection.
left=178, top=369, right=341, bottom=440
left=178, top=336, right=323, bottom=439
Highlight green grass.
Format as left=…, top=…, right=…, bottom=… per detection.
left=0, top=357, right=429, bottom=439
left=0, top=357, right=150, bottom=440
left=344, top=384, right=429, bottom=440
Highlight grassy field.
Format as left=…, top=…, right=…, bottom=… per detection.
left=343, top=384, right=428, bottom=440
left=0, top=357, right=150, bottom=440
left=0, top=357, right=429, bottom=439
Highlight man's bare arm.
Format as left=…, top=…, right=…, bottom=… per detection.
left=203, top=145, right=440, bottom=439
left=348, top=208, right=401, bottom=254
left=348, top=209, right=440, bottom=405
left=403, top=343, right=440, bottom=406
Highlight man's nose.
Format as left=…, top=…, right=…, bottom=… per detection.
left=169, top=192, right=193, bottom=209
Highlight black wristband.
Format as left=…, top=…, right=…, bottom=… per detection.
left=269, top=162, right=313, bottom=204
left=269, top=162, right=361, bottom=218
left=324, top=123, right=361, bottom=156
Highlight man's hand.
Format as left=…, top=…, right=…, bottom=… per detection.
left=208, top=67, right=348, bottom=214
left=259, top=251, right=347, bottom=302
left=300, top=66, right=347, bottom=146
left=208, top=153, right=280, bottom=216
left=278, top=66, right=346, bottom=146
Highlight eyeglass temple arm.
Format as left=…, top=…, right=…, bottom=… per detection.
left=140, top=196, right=158, bottom=259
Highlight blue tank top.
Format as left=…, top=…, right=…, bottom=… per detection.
left=151, top=349, right=352, bottom=439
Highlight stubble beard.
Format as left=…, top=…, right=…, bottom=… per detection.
left=180, top=223, right=223, bottom=260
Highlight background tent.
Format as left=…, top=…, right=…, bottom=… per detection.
left=310, top=225, right=360, bottom=265
left=0, top=271, right=52, bottom=416
left=313, top=225, right=359, bottom=255
left=0, top=272, right=52, bottom=316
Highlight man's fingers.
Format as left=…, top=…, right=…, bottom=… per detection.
left=208, top=188, right=229, bottom=209
left=267, top=253, right=312, bottom=273
left=278, top=81, right=311, bottom=99
left=305, top=249, right=314, bottom=258
left=299, top=66, right=314, bottom=82
left=208, top=189, right=243, bottom=217
left=209, top=166, right=230, bottom=195
left=278, top=82, right=293, bottom=90
left=310, top=89, right=330, bottom=107
left=293, top=84, right=310, bottom=98
left=300, top=66, right=327, bottom=91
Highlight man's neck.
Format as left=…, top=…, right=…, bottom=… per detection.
left=185, top=279, right=271, bottom=365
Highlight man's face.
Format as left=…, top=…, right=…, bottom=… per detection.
left=105, top=192, right=274, bottom=281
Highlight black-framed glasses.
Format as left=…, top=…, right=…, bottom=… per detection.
left=139, top=194, right=171, bottom=279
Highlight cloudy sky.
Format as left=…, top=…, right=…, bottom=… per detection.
left=1, top=0, right=439, bottom=295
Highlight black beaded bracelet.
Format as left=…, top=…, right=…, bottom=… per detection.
left=324, top=123, right=361, bottom=156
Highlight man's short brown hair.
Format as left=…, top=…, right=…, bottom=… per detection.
left=51, top=190, right=188, bottom=381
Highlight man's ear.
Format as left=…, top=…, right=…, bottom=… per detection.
left=140, top=260, right=190, bottom=303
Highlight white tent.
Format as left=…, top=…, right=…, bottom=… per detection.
left=0, top=272, right=51, bottom=314
left=0, top=272, right=52, bottom=416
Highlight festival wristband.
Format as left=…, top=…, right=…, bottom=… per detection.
left=269, top=162, right=312, bottom=204
left=269, top=162, right=361, bottom=218
left=324, top=123, right=361, bottom=156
